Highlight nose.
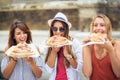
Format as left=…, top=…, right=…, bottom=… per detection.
left=95, top=25, right=100, bottom=30
left=96, top=25, right=103, bottom=32
left=56, top=28, right=60, bottom=32
left=20, top=33, right=25, bottom=37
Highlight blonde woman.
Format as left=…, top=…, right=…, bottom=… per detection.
left=82, top=14, right=120, bottom=80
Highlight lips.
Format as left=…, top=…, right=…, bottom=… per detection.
left=19, top=38, right=26, bottom=42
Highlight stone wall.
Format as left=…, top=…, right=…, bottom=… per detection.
left=0, top=9, right=79, bottom=30
left=0, top=3, right=120, bottom=31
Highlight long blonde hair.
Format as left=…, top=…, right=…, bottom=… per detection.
left=45, top=20, right=76, bottom=68
left=90, top=14, right=113, bottom=40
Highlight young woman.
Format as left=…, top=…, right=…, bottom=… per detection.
left=1, top=20, right=43, bottom=80
left=43, top=12, right=83, bottom=80
left=82, top=14, right=120, bottom=80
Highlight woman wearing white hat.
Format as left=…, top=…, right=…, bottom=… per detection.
left=44, top=12, right=83, bottom=80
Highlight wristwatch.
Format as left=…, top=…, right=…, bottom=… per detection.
left=66, top=55, right=72, bottom=60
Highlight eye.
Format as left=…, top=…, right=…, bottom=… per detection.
left=93, top=24, right=98, bottom=27
left=100, top=23, right=105, bottom=27
left=59, top=28, right=65, bottom=32
left=15, top=32, right=21, bottom=35
left=52, top=27, right=57, bottom=31
left=23, top=32, right=27, bottom=34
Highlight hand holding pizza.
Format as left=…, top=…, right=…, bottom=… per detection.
left=46, top=35, right=72, bottom=47
left=24, top=57, right=35, bottom=64
left=10, top=43, right=34, bottom=58
left=63, top=45, right=69, bottom=57
left=90, top=33, right=107, bottom=42
left=82, top=33, right=107, bottom=47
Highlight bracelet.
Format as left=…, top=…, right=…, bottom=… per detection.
left=66, top=55, right=72, bottom=61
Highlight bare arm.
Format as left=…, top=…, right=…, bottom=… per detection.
left=82, top=46, right=92, bottom=78
left=82, top=36, right=92, bottom=78
left=106, top=40, right=120, bottom=77
left=68, top=58, right=78, bottom=68
left=29, top=59, right=42, bottom=78
left=46, top=47, right=60, bottom=68
left=24, top=57, right=42, bottom=78
left=2, top=58, right=17, bottom=79
left=63, top=46, right=78, bottom=68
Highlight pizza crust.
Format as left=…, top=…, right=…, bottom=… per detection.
left=11, top=51, right=34, bottom=57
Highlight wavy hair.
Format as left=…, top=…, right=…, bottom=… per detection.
left=90, top=14, right=112, bottom=40
left=45, top=20, right=76, bottom=68
left=6, top=19, right=32, bottom=50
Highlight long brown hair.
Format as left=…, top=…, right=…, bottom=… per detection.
left=7, top=19, right=32, bottom=49
left=45, top=20, right=76, bottom=68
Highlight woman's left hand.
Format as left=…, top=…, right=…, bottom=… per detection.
left=103, top=39, right=114, bottom=52
left=63, top=45, right=69, bottom=57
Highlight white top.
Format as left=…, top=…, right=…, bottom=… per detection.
left=1, top=43, right=44, bottom=80
left=41, top=38, right=83, bottom=80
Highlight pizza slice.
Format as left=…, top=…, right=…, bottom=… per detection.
left=46, top=35, right=71, bottom=47
left=90, top=33, right=107, bottom=42
left=11, top=43, right=34, bottom=57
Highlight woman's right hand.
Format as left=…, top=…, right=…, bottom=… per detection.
left=82, top=36, right=91, bottom=44
left=17, top=42, right=27, bottom=47
left=51, top=47, right=60, bottom=54
left=10, top=57, right=18, bottom=63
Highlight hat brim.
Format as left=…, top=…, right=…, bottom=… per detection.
left=48, top=19, right=72, bottom=29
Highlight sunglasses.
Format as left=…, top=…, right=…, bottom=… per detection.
left=52, top=26, right=65, bottom=32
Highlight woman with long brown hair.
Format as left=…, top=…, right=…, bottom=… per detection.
left=1, top=20, right=43, bottom=80
left=43, top=12, right=83, bottom=80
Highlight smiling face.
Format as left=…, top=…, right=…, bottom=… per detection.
left=90, top=14, right=113, bottom=40
left=8, top=21, right=32, bottom=47
left=93, top=17, right=107, bottom=34
left=14, top=28, right=28, bottom=44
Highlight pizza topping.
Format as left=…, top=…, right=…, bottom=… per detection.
left=46, top=35, right=71, bottom=47
left=12, top=43, right=33, bottom=53
left=10, top=43, right=35, bottom=58
left=90, top=33, right=107, bottom=42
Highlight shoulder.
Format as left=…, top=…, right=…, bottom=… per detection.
left=72, top=38, right=82, bottom=49
left=72, top=38, right=82, bottom=45
left=4, top=45, right=9, bottom=52
left=3, top=46, right=9, bottom=57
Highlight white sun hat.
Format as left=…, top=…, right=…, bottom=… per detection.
left=48, top=12, right=72, bottom=29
